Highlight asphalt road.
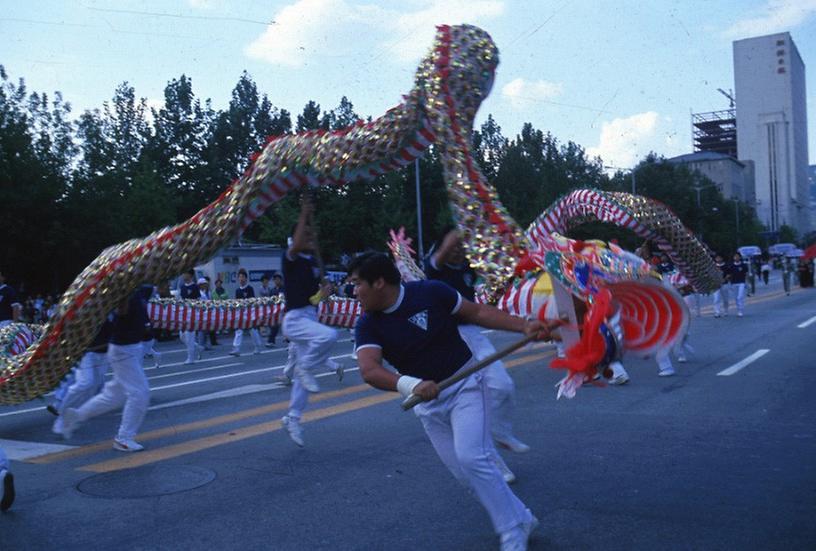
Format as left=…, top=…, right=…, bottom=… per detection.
left=1, top=274, right=815, bottom=550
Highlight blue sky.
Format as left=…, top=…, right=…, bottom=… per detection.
left=2, top=0, right=814, bottom=169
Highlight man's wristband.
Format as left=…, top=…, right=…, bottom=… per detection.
left=396, top=375, right=422, bottom=399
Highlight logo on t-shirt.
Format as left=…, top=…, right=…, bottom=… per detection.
left=408, top=310, right=428, bottom=331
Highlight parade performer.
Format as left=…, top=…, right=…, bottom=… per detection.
left=229, top=268, right=264, bottom=356
left=729, top=252, right=748, bottom=317
left=426, top=227, right=530, bottom=479
left=58, top=290, right=151, bottom=452
left=280, top=197, right=339, bottom=446
left=350, top=252, right=556, bottom=551
left=179, top=269, right=203, bottom=364
left=52, top=314, right=113, bottom=435
left=712, top=255, right=730, bottom=317
left=0, top=446, right=14, bottom=512
left=0, top=270, right=22, bottom=328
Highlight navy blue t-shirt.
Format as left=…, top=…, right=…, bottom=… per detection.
left=424, top=257, right=476, bottom=302
left=729, top=261, right=748, bottom=284
left=0, top=284, right=20, bottom=322
left=180, top=281, right=200, bottom=299
left=354, top=280, right=473, bottom=382
left=282, top=249, right=319, bottom=310
left=87, top=316, right=114, bottom=353
left=235, top=284, right=255, bottom=299
left=110, top=293, right=150, bottom=346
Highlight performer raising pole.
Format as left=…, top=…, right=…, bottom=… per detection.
left=349, top=252, right=558, bottom=551
left=280, top=195, right=340, bottom=447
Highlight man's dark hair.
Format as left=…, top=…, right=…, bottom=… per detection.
left=261, top=273, right=270, bottom=281
left=347, top=252, right=400, bottom=285
left=186, top=269, right=195, bottom=277
left=238, top=268, right=248, bottom=277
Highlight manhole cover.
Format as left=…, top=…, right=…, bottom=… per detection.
left=77, top=465, right=216, bottom=498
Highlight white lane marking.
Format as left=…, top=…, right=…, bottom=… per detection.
left=147, top=384, right=285, bottom=411
left=141, top=347, right=284, bottom=371
left=150, top=354, right=355, bottom=392
left=0, top=406, right=51, bottom=418
left=0, top=354, right=358, bottom=418
left=147, top=362, right=243, bottom=381
left=797, top=315, right=816, bottom=328
left=148, top=367, right=362, bottom=410
left=0, top=438, right=77, bottom=460
left=481, top=329, right=494, bottom=334
left=717, top=349, right=770, bottom=376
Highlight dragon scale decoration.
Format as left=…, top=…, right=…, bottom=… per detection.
left=0, top=24, right=499, bottom=404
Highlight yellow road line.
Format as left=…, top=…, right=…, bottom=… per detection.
left=28, top=345, right=553, bottom=465
left=28, top=384, right=371, bottom=464
left=79, top=393, right=397, bottom=473
left=77, top=350, right=555, bottom=473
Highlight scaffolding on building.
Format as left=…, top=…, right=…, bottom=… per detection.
left=692, top=109, right=737, bottom=158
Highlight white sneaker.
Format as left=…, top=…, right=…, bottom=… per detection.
left=59, top=407, right=81, bottom=440
left=281, top=415, right=304, bottom=447
left=658, top=366, right=676, bottom=377
left=737, top=312, right=744, bottom=317
left=253, top=348, right=261, bottom=355
left=500, top=512, right=539, bottom=551
left=327, top=359, right=344, bottom=382
left=495, top=436, right=531, bottom=454
left=229, top=349, right=240, bottom=356
left=153, top=351, right=162, bottom=368
left=609, top=373, right=630, bottom=385
left=184, top=358, right=195, bottom=365
left=113, top=438, right=144, bottom=452
left=676, top=355, right=687, bottom=363
left=608, top=361, right=630, bottom=385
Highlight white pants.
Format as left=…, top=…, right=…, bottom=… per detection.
left=233, top=328, right=262, bottom=352
left=713, top=286, right=730, bottom=315
left=75, top=343, right=150, bottom=441
left=0, top=445, right=7, bottom=471
left=57, top=352, right=108, bottom=414
left=415, top=368, right=530, bottom=534
left=283, top=341, right=338, bottom=380
left=457, top=324, right=516, bottom=442
left=181, top=330, right=198, bottom=362
left=283, top=307, right=339, bottom=418
left=684, top=293, right=701, bottom=317
left=731, top=283, right=746, bottom=314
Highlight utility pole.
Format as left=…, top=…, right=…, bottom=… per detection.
left=415, top=158, right=425, bottom=261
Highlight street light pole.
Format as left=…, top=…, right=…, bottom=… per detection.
left=733, top=197, right=740, bottom=247
left=414, top=158, right=425, bottom=260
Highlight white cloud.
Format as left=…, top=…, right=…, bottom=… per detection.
left=500, top=77, right=563, bottom=110
left=586, top=111, right=671, bottom=168
left=383, top=1, right=505, bottom=63
left=245, top=0, right=504, bottom=67
left=724, top=0, right=816, bottom=39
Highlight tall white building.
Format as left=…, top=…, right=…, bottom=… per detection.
left=734, top=32, right=810, bottom=235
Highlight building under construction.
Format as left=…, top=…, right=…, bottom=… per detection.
left=691, top=109, right=737, bottom=158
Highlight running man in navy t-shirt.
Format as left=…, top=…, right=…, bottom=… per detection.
left=349, top=252, right=556, bottom=551
left=426, top=228, right=530, bottom=472
left=59, top=291, right=152, bottom=452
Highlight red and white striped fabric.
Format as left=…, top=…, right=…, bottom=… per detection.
left=147, top=300, right=284, bottom=332
left=147, top=297, right=363, bottom=331
left=318, top=298, right=363, bottom=328
left=1, top=324, right=42, bottom=358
